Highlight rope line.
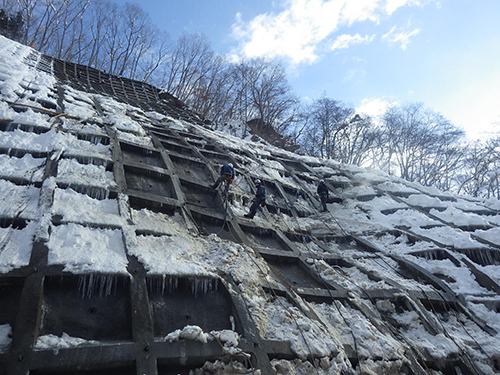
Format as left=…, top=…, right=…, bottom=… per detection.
left=277, top=194, right=363, bottom=373
left=371, top=256, right=487, bottom=375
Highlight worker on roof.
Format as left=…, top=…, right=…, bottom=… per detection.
left=212, top=163, right=235, bottom=190
left=244, top=179, right=266, bottom=219
left=317, top=179, right=329, bottom=212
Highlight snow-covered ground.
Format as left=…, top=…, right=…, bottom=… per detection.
left=0, top=35, right=499, bottom=374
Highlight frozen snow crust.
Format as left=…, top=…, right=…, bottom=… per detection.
left=0, top=35, right=499, bottom=374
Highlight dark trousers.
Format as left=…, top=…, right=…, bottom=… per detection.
left=246, top=197, right=264, bottom=218
left=319, top=193, right=328, bottom=211
left=213, top=175, right=230, bottom=189
left=213, top=176, right=224, bottom=189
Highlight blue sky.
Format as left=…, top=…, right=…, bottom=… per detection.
left=112, top=0, right=500, bottom=140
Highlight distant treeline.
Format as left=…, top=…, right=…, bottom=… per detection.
left=1, top=0, right=499, bottom=199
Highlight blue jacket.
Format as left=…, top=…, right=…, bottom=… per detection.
left=317, top=182, right=329, bottom=197
left=220, top=164, right=235, bottom=179
left=255, top=184, right=266, bottom=200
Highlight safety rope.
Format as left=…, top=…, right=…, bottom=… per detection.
left=215, top=182, right=231, bottom=236
left=245, top=253, right=322, bottom=375
left=371, top=256, right=486, bottom=375
left=277, top=196, right=363, bottom=374
left=311, top=181, right=491, bottom=372
left=210, top=178, right=322, bottom=373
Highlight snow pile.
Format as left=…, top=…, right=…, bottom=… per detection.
left=162, top=326, right=257, bottom=374
left=163, top=325, right=210, bottom=343
left=0, top=221, right=36, bottom=273
left=47, top=223, right=129, bottom=274
left=162, top=326, right=239, bottom=350
left=56, top=158, right=116, bottom=189
left=0, top=179, right=40, bottom=219
left=35, top=332, right=98, bottom=354
left=0, top=153, right=45, bottom=182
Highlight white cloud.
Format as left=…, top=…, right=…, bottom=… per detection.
left=381, top=24, right=420, bottom=50
left=231, top=0, right=345, bottom=64
left=357, top=97, right=398, bottom=120
left=332, top=33, right=376, bottom=50
left=385, top=0, right=423, bottom=15
left=343, top=69, right=366, bottom=82
left=231, top=0, right=430, bottom=64
left=339, top=0, right=382, bottom=25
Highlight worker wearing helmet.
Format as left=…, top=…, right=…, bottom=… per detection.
left=244, top=179, right=266, bottom=219
left=317, top=179, right=329, bottom=212
left=212, top=163, right=235, bottom=190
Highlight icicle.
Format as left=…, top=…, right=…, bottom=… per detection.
left=86, top=274, right=91, bottom=298
left=87, top=274, right=94, bottom=298
left=465, top=249, right=499, bottom=266
left=98, top=275, right=106, bottom=297
left=204, top=279, right=209, bottom=295
left=108, top=275, right=116, bottom=296
left=77, top=274, right=118, bottom=298
left=148, top=276, right=179, bottom=296
left=191, top=278, right=218, bottom=298
left=77, top=186, right=107, bottom=200
left=168, top=277, right=178, bottom=294
left=77, top=275, right=86, bottom=298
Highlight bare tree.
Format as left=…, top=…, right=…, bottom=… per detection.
left=185, top=54, right=237, bottom=123
left=378, top=102, right=466, bottom=186
left=24, top=0, right=59, bottom=51
left=114, top=3, right=155, bottom=78
left=220, top=58, right=297, bottom=136
left=136, top=30, right=170, bottom=82
left=299, top=96, right=354, bottom=159
left=245, top=58, right=297, bottom=134
left=230, top=60, right=254, bottom=130
left=17, top=0, right=91, bottom=57
left=161, top=33, right=214, bottom=101
left=49, top=0, right=91, bottom=60
left=84, top=0, right=111, bottom=69
left=0, top=4, right=23, bottom=40
left=457, top=137, right=500, bottom=198
left=5, top=0, right=39, bottom=45
left=334, top=114, right=379, bottom=166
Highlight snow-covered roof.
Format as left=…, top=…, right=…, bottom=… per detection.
left=0, top=35, right=499, bottom=374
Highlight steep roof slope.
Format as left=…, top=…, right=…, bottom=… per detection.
left=0, top=35, right=499, bottom=375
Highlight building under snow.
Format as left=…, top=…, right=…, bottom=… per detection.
left=0, top=35, right=499, bottom=375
